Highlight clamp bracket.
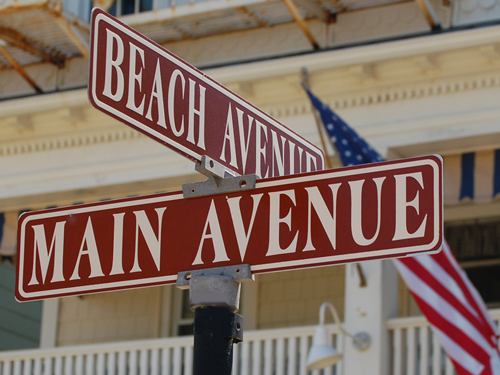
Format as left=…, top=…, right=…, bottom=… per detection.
left=176, top=264, right=253, bottom=312
left=183, top=156, right=257, bottom=198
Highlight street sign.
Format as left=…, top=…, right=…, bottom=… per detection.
left=16, top=156, right=442, bottom=302
left=88, top=8, right=324, bottom=178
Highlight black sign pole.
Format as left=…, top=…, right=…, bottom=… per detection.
left=177, top=265, right=252, bottom=375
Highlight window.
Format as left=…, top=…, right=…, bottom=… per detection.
left=175, top=289, right=194, bottom=336
left=109, top=0, right=155, bottom=16
left=445, top=217, right=500, bottom=308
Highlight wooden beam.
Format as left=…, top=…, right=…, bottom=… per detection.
left=0, top=26, right=65, bottom=66
left=236, top=6, right=269, bottom=27
left=282, top=0, right=320, bottom=50
left=54, top=17, right=89, bottom=60
left=292, top=0, right=329, bottom=22
left=415, top=0, right=441, bottom=30
left=0, top=44, right=43, bottom=94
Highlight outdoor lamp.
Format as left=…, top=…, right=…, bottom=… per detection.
left=306, top=302, right=371, bottom=370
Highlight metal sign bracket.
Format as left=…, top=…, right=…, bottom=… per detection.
left=182, top=156, right=258, bottom=198
left=176, top=264, right=253, bottom=311
left=176, top=264, right=253, bottom=375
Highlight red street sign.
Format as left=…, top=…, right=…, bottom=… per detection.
left=16, top=156, right=442, bottom=302
left=88, top=8, right=324, bottom=178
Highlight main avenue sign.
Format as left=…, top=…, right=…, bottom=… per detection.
left=88, top=8, right=324, bottom=178
left=16, top=156, right=442, bottom=302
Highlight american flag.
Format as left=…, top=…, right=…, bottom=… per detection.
left=304, top=87, right=500, bottom=375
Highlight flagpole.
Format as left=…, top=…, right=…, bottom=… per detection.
left=300, top=68, right=333, bottom=170
left=301, top=69, right=368, bottom=288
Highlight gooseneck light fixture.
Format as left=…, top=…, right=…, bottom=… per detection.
left=306, top=302, right=371, bottom=370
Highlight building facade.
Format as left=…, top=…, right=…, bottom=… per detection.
left=1, top=0, right=500, bottom=374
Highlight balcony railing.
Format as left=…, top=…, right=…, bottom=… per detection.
left=2, top=309, right=499, bottom=375
left=0, top=325, right=342, bottom=375
left=387, top=308, right=500, bottom=375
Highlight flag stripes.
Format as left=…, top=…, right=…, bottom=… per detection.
left=304, top=86, right=500, bottom=375
left=432, top=325, right=485, bottom=375
left=413, top=255, right=480, bottom=320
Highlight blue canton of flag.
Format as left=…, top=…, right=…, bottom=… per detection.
left=304, top=87, right=384, bottom=166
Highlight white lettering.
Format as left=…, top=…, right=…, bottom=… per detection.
left=168, top=69, right=185, bottom=137
left=236, top=108, right=254, bottom=174
left=125, top=42, right=146, bottom=115
left=303, top=184, right=341, bottom=251
left=393, top=172, right=428, bottom=240
left=131, top=207, right=166, bottom=273
left=28, top=221, right=66, bottom=285
left=227, top=194, right=263, bottom=261
left=305, top=152, right=318, bottom=172
left=220, top=103, right=238, bottom=168
left=271, top=130, right=286, bottom=177
left=349, top=177, right=386, bottom=246
left=266, top=190, right=298, bottom=255
left=256, top=120, right=269, bottom=178
left=187, top=78, right=206, bottom=149
left=110, top=213, right=125, bottom=276
left=297, top=147, right=304, bottom=174
left=102, top=29, right=124, bottom=101
left=193, top=200, right=230, bottom=265
left=145, top=59, right=167, bottom=128
left=70, top=217, right=105, bottom=280
left=288, top=141, right=296, bottom=175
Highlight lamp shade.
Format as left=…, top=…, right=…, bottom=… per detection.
left=306, top=325, right=343, bottom=370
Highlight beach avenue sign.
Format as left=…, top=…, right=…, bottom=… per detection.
left=16, top=156, right=442, bottom=302
left=88, top=8, right=325, bottom=178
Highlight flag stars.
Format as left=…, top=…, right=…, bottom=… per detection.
left=307, top=89, right=386, bottom=168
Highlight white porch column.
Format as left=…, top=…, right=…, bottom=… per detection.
left=342, top=259, right=398, bottom=375
left=40, top=298, right=59, bottom=348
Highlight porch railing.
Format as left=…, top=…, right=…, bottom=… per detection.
left=387, top=308, right=500, bottom=375
left=3, top=309, right=499, bottom=375
left=0, top=325, right=342, bottom=375
left=111, top=0, right=229, bottom=17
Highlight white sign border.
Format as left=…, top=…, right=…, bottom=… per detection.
left=89, top=9, right=325, bottom=172
left=17, top=157, right=442, bottom=300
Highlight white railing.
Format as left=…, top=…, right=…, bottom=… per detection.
left=0, top=325, right=342, bottom=375
left=387, top=308, right=500, bottom=375
left=6, top=309, right=499, bottom=375
left=113, top=0, right=210, bottom=17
